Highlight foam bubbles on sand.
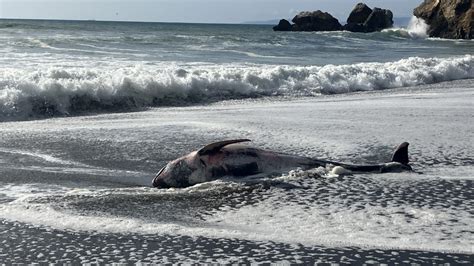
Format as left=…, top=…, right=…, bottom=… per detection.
left=0, top=171, right=472, bottom=254
left=1, top=218, right=471, bottom=264
left=0, top=81, right=473, bottom=263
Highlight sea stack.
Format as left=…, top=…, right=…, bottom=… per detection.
left=290, top=10, right=343, bottom=31
left=344, top=3, right=394, bottom=32
left=414, top=0, right=473, bottom=39
left=273, top=3, right=394, bottom=33
left=273, top=19, right=293, bottom=31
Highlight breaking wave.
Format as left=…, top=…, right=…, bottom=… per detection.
left=383, top=16, right=430, bottom=39
left=406, top=16, right=430, bottom=38
left=1, top=55, right=473, bottom=121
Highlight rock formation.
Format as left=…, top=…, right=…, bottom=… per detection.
left=273, top=3, right=394, bottom=33
left=344, top=3, right=393, bottom=32
left=364, top=8, right=394, bottom=32
left=414, top=0, right=473, bottom=39
left=290, top=11, right=343, bottom=31
left=272, top=19, right=292, bottom=31
left=347, top=3, right=373, bottom=24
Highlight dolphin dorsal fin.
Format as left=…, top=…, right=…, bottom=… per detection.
left=391, top=142, right=409, bottom=165
left=198, top=139, right=251, bottom=156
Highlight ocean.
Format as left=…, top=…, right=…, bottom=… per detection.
left=0, top=18, right=473, bottom=264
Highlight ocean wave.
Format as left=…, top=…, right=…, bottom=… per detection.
left=0, top=21, right=64, bottom=31
left=0, top=55, right=473, bottom=121
left=382, top=16, right=429, bottom=39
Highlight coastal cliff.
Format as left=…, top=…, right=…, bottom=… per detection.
left=414, top=0, right=473, bottom=39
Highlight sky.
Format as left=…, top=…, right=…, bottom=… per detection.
left=0, top=0, right=418, bottom=23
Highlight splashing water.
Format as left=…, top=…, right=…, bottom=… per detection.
left=407, top=16, right=429, bottom=38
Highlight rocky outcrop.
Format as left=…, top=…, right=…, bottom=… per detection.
left=344, top=3, right=393, bottom=32
left=364, top=8, right=394, bottom=31
left=291, top=11, right=343, bottom=31
left=347, top=3, right=373, bottom=24
left=414, top=0, right=473, bottom=39
left=273, top=19, right=292, bottom=31
left=273, top=3, right=393, bottom=33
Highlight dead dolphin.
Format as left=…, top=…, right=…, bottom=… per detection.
left=152, top=139, right=412, bottom=188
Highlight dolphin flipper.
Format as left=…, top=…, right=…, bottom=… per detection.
left=198, top=139, right=251, bottom=156
left=391, top=142, right=409, bottom=165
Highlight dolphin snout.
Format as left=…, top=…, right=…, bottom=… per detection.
left=152, top=166, right=169, bottom=188
left=152, top=177, right=171, bottom=188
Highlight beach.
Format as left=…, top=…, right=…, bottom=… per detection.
left=0, top=19, right=473, bottom=263
left=1, top=79, right=473, bottom=263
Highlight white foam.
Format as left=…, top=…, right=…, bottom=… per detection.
left=0, top=186, right=471, bottom=254
left=0, top=148, right=85, bottom=166
left=0, top=83, right=473, bottom=254
left=1, top=55, right=473, bottom=120
left=223, top=49, right=292, bottom=59
left=330, top=166, right=352, bottom=175
left=407, top=17, right=429, bottom=39
left=206, top=198, right=474, bottom=254
left=382, top=17, right=429, bottom=39
left=423, top=165, right=474, bottom=180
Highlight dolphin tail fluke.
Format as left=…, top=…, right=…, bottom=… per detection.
left=391, top=142, right=409, bottom=165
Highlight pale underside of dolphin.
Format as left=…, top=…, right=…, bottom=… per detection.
left=152, top=139, right=412, bottom=189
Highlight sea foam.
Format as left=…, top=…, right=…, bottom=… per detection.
left=407, top=16, right=430, bottom=38
left=0, top=180, right=472, bottom=254
left=0, top=55, right=473, bottom=121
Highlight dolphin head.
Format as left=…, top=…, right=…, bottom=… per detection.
left=152, top=152, right=205, bottom=188
left=152, top=139, right=251, bottom=189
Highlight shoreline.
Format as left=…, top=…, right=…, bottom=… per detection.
left=1, top=15, right=473, bottom=264
left=0, top=80, right=472, bottom=258
left=2, top=78, right=473, bottom=124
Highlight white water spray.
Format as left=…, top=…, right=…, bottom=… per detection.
left=407, top=16, right=429, bottom=38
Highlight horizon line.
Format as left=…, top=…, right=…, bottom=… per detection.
left=0, top=17, right=278, bottom=25
left=0, top=16, right=413, bottom=26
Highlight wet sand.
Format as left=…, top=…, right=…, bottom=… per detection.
left=0, top=80, right=473, bottom=263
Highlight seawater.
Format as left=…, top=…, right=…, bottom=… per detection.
left=0, top=18, right=473, bottom=120
left=0, top=18, right=473, bottom=264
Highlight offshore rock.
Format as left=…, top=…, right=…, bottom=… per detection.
left=344, top=22, right=368, bottom=32
left=273, top=3, right=393, bottom=33
left=364, top=8, right=394, bottom=32
left=414, top=0, right=473, bottom=39
left=291, top=10, right=343, bottom=31
left=344, top=4, right=394, bottom=32
left=347, top=3, right=373, bottom=24
left=273, top=19, right=293, bottom=31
